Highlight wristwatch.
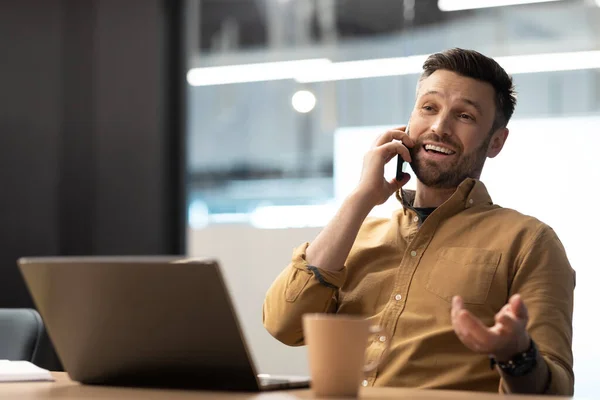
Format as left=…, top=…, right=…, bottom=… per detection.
left=489, top=339, right=538, bottom=377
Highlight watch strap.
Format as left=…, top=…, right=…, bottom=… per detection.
left=489, top=339, right=538, bottom=377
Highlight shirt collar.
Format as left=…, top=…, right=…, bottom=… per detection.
left=396, top=178, right=493, bottom=210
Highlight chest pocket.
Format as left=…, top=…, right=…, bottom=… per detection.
left=425, top=247, right=501, bottom=305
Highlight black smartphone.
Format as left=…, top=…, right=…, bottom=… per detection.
left=395, top=124, right=409, bottom=181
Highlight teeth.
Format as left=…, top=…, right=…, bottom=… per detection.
left=425, top=144, right=455, bottom=155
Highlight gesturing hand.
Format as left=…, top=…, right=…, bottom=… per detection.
left=451, top=294, right=531, bottom=362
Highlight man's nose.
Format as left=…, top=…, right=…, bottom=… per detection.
left=431, top=114, right=452, bottom=137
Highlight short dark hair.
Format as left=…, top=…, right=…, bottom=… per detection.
left=420, top=48, right=517, bottom=132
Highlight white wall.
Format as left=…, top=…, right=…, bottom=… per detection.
left=188, top=115, right=600, bottom=395
left=187, top=224, right=317, bottom=376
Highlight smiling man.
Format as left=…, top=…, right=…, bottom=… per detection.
left=263, top=48, right=575, bottom=395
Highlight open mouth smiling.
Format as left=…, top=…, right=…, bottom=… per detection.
left=424, top=144, right=456, bottom=155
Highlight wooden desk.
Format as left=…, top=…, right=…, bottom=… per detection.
left=0, top=372, right=575, bottom=399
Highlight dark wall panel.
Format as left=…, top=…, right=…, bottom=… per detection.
left=0, top=0, right=186, bottom=369
left=93, top=0, right=169, bottom=254
left=0, top=0, right=63, bottom=308
left=59, top=0, right=96, bottom=256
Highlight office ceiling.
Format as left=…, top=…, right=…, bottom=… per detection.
left=196, top=0, right=584, bottom=53
left=198, top=0, right=459, bottom=52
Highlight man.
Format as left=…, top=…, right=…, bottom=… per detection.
left=262, top=48, right=574, bottom=395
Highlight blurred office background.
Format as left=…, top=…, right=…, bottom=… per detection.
left=1, top=0, right=599, bottom=396
left=185, top=0, right=600, bottom=396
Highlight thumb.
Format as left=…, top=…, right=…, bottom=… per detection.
left=509, top=294, right=528, bottom=319
left=389, top=173, right=411, bottom=190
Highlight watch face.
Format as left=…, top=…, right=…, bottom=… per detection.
left=509, top=362, right=536, bottom=377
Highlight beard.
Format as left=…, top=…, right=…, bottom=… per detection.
left=409, top=133, right=491, bottom=189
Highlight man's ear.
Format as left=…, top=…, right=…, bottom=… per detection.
left=487, top=128, right=509, bottom=159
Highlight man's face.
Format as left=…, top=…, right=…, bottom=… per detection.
left=408, top=69, right=505, bottom=189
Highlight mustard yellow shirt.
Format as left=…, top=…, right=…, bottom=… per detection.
left=263, top=179, right=574, bottom=395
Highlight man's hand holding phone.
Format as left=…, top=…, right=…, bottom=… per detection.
left=304, top=125, right=413, bottom=272
left=354, top=126, right=414, bottom=208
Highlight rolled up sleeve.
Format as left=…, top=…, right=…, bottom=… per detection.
left=262, top=242, right=347, bottom=346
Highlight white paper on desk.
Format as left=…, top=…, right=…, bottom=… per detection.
left=0, top=360, right=54, bottom=382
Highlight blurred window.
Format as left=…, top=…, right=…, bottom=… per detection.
left=186, top=0, right=600, bottom=229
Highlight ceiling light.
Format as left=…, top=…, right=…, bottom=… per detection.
left=295, top=55, right=427, bottom=83
left=186, top=59, right=331, bottom=86
left=186, top=50, right=600, bottom=87
left=496, top=50, right=600, bottom=74
left=438, top=0, right=561, bottom=12
left=295, top=50, right=600, bottom=82
left=291, top=90, right=317, bottom=113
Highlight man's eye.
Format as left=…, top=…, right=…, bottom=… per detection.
left=459, top=113, right=473, bottom=120
left=422, top=105, right=435, bottom=112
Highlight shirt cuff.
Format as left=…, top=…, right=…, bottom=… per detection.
left=291, top=242, right=348, bottom=289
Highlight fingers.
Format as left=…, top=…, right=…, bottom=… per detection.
left=453, top=311, right=495, bottom=353
left=509, top=294, right=528, bottom=320
left=491, top=296, right=527, bottom=336
left=494, top=304, right=511, bottom=323
left=492, top=313, right=518, bottom=335
left=452, top=295, right=531, bottom=359
left=452, top=296, right=497, bottom=353
left=374, top=128, right=415, bottom=148
left=489, top=300, right=531, bottom=360
left=460, top=310, right=494, bottom=347
left=451, top=295, right=464, bottom=320
left=451, top=297, right=476, bottom=345
left=375, top=141, right=412, bottom=163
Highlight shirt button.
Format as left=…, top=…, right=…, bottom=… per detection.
left=410, top=250, right=417, bottom=257
left=413, top=216, right=419, bottom=222
left=362, top=380, right=369, bottom=387
left=394, top=294, right=402, bottom=301
left=469, top=198, right=474, bottom=204
left=379, top=335, right=387, bottom=342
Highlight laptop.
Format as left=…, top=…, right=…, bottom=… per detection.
left=17, top=256, right=310, bottom=391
